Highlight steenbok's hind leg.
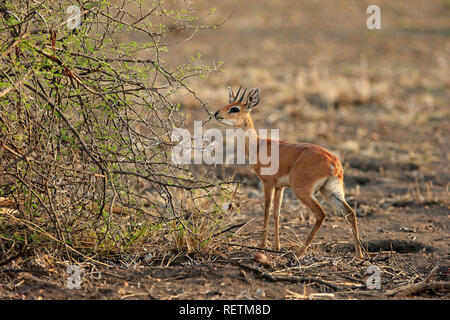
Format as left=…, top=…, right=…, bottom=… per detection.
left=321, top=180, right=363, bottom=258
left=341, top=200, right=363, bottom=258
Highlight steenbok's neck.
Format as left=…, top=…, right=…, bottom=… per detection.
left=238, top=115, right=259, bottom=160
left=242, top=115, right=256, bottom=132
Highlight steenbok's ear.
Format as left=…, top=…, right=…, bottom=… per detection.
left=247, top=88, right=260, bottom=109
left=228, top=86, right=235, bottom=104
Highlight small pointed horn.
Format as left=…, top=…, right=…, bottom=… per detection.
left=228, top=86, right=235, bottom=103
left=238, top=87, right=247, bottom=103
left=234, top=85, right=243, bottom=102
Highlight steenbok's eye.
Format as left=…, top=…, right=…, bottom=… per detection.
left=229, top=107, right=240, bottom=113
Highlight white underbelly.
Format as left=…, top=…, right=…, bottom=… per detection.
left=276, top=175, right=291, bottom=187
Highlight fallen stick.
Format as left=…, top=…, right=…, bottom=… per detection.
left=0, top=268, right=47, bottom=275
left=225, top=242, right=284, bottom=254
left=386, top=281, right=450, bottom=297
left=385, top=266, right=449, bottom=297
left=237, top=263, right=341, bottom=291
left=213, top=223, right=246, bottom=237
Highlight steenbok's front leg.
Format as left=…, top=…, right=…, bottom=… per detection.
left=260, top=184, right=274, bottom=249
left=273, top=187, right=284, bottom=251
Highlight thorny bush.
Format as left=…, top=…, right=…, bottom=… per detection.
left=0, top=0, right=235, bottom=265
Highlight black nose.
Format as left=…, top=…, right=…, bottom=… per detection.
left=214, top=111, right=219, bottom=118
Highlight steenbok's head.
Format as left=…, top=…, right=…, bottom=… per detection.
left=214, top=85, right=260, bottom=128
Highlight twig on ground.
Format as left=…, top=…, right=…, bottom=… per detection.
left=237, top=263, right=341, bottom=291
left=213, top=223, right=246, bottom=237
left=225, top=242, right=285, bottom=254
left=0, top=268, right=47, bottom=275
left=385, top=265, right=449, bottom=297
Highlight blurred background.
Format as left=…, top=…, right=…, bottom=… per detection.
left=165, top=0, right=449, bottom=251
left=167, top=0, right=448, bottom=159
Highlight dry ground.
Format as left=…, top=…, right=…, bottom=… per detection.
left=1, top=0, right=449, bottom=299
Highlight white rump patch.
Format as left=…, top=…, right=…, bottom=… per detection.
left=323, top=177, right=345, bottom=200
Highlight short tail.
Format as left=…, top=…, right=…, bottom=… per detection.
left=320, top=176, right=347, bottom=211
